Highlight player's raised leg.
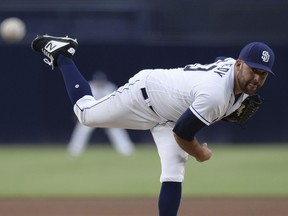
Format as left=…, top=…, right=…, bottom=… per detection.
left=31, top=34, right=92, bottom=105
left=31, top=35, right=157, bottom=131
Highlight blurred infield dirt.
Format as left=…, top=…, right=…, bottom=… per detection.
left=0, top=197, right=287, bottom=216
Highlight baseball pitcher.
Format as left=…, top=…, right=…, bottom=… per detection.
left=31, top=35, right=275, bottom=216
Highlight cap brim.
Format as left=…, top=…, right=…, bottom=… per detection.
left=245, top=61, right=275, bottom=76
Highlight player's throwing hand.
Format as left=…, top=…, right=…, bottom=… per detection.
left=196, top=143, right=213, bottom=162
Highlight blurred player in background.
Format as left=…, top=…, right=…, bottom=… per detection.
left=67, top=71, right=135, bottom=157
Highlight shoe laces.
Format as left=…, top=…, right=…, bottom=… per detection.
left=42, top=49, right=55, bottom=70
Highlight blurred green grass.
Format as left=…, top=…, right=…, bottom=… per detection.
left=0, top=144, right=287, bottom=198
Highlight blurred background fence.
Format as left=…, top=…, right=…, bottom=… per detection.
left=0, top=0, right=287, bottom=144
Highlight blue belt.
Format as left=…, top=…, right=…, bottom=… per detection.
left=141, top=88, right=155, bottom=113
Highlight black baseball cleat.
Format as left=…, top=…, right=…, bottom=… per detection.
left=31, top=34, right=78, bottom=69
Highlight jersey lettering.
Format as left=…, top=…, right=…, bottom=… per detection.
left=213, top=63, right=233, bottom=77
left=184, top=62, right=233, bottom=78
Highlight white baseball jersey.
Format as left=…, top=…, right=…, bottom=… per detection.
left=145, top=58, right=249, bottom=125
left=74, top=57, right=248, bottom=182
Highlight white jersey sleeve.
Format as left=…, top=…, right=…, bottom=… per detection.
left=189, top=81, right=228, bottom=125
left=187, top=58, right=239, bottom=125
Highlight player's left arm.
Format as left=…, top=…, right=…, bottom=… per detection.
left=173, top=108, right=212, bottom=162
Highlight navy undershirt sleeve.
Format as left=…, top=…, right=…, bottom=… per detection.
left=173, top=108, right=206, bottom=141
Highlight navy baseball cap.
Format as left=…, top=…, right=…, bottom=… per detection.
left=238, top=42, right=275, bottom=75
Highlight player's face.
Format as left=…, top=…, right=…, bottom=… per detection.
left=236, top=61, right=268, bottom=95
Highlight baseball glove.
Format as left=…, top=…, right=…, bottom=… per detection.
left=222, top=94, right=263, bottom=124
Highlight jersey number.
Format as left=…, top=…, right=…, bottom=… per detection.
left=184, top=64, right=217, bottom=72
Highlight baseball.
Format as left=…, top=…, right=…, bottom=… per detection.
left=0, top=17, right=26, bottom=43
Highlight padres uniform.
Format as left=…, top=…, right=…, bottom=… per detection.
left=31, top=35, right=275, bottom=216
left=74, top=57, right=247, bottom=182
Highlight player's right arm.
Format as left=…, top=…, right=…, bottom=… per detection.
left=173, top=108, right=212, bottom=162
left=173, top=134, right=212, bottom=162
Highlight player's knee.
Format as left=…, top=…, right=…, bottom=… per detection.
left=73, top=95, right=97, bottom=126
left=160, top=174, right=184, bottom=183
left=159, top=165, right=185, bottom=183
left=74, top=112, right=96, bottom=128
